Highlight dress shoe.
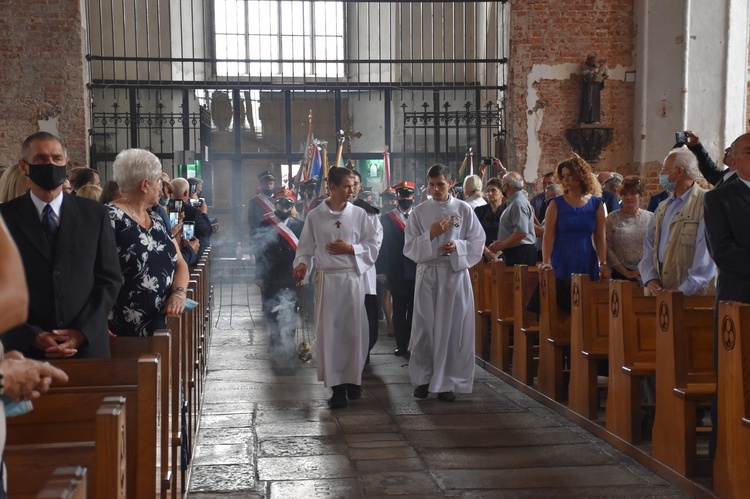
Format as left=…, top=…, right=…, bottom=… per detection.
left=346, top=384, right=362, bottom=400
left=328, top=385, right=348, bottom=409
left=438, top=391, right=456, bottom=402
left=394, top=348, right=410, bottom=358
left=413, top=384, right=429, bottom=399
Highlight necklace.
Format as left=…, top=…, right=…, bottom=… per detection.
left=121, top=197, right=143, bottom=226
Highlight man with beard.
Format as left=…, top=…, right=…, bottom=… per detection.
left=255, top=187, right=305, bottom=361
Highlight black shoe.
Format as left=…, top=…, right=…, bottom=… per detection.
left=346, top=384, right=362, bottom=400
left=394, top=348, right=406, bottom=357
left=438, top=391, right=456, bottom=402
left=328, top=385, right=348, bottom=409
left=413, top=384, right=429, bottom=399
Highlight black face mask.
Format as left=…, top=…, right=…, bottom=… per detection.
left=26, top=163, right=68, bottom=191
left=398, top=198, right=414, bottom=210
left=275, top=209, right=292, bottom=220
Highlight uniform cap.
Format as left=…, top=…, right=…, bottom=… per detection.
left=272, top=187, right=295, bottom=202
left=257, top=170, right=276, bottom=181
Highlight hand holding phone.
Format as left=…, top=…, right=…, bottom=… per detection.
left=675, top=131, right=688, bottom=144
left=169, top=211, right=179, bottom=227
left=183, top=221, right=195, bottom=241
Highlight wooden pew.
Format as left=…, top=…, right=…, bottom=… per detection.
left=43, top=356, right=160, bottom=497
left=489, top=261, right=515, bottom=372
left=652, top=290, right=715, bottom=476
left=167, top=314, right=191, bottom=494
left=111, top=331, right=175, bottom=498
left=569, top=274, right=610, bottom=420
left=471, top=260, right=492, bottom=360
left=537, top=268, right=571, bottom=401
left=186, top=281, right=201, bottom=440
left=714, top=301, right=750, bottom=499
left=36, top=467, right=88, bottom=499
left=6, top=398, right=125, bottom=498
left=511, top=265, right=539, bottom=384
left=606, top=280, right=656, bottom=444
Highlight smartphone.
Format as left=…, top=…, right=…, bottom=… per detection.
left=173, top=200, right=183, bottom=212
left=183, top=221, right=195, bottom=241
left=189, top=184, right=197, bottom=196
left=169, top=211, right=179, bottom=227
left=675, top=131, right=687, bottom=144
left=189, top=198, right=199, bottom=207
left=483, top=158, right=492, bottom=165
left=198, top=197, right=205, bottom=207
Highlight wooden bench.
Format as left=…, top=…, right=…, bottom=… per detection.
left=471, top=260, right=493, bottom=360
left=43, top=356, right=160, bottom=497
left=489, top=261, right=515, bottom=372
left=111, top=331, right=176, bottom=498
left=537, top=268, right=571, bottom=401
left=714, top=301, right=750, bottom=499
left=651, top=291, right=715, bottom=474
left=651, top=290, right=715, bottom=476
left=36, top=466, right=88, bottom=499
left=569, top=273, right=610, bottom=420
left=6, top=397, right=126, bottom=498
left=606, top=280, right=656, bottom=444
left=511, top=265, right=539, bottom=384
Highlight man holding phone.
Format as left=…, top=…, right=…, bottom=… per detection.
left=171, top=177, right=212, bottom=262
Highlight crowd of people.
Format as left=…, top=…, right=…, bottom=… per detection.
left=2, top=126, right=750, bottom=491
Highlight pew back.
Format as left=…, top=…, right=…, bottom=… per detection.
left=489, top=261, right=516, bottom=371
left=511, top=265, right=539, bottom=384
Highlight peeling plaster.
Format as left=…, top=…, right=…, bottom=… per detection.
left=524, top=63, right=633, bottom=182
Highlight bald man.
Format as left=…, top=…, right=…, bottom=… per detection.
left=489, top=172, right=537, bottom=266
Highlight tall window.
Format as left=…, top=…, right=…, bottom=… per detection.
left=214, top=0, right=345, bottom=78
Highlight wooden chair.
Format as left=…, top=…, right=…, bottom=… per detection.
left=511, top=265, right=539, bottom=384
left=606, top=280, right=656, bottom=444
left=537, top=268, right=571, bottom=401
left=569, top=274, right=610, bottom=420
left=6, top=397, right=126, bottom=498
left=489, top=261, right=515, bottom=371
left=651, top=290, right=715, bottom=476
left=714, top=301, right=750, bottom=499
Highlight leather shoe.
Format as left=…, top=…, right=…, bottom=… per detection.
left=413, top=384, right=429, bottom=399
left=438, top=391, right=456, bottom=402
left=346, top=384, right=361, bottom=400
left=328, top=385, right=348, bottom=409
left=394, top=348, right=410, bottom=360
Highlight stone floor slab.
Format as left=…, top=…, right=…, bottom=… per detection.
left=189, top=464, right=256, bottom=492
left=355, top=457, right=426, bottom=473
left=257, top=455, right=358, bottom=481
left=360, top=471, right=443, bottom=496
left=405, top=427, right=586, bottom=449
left=259, top=435, right=348, bottom=457
left=421, top=443, right=615, bottom=469
left=268, top=478, right=363, bottom=499
left=192, top=443, right=253, bottom=465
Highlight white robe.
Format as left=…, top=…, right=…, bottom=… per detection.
left=293, top=201, right=379, bottom=387
left=404, top=196, right=485, bottom=393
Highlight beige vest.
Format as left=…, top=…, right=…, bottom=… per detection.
left=652, top=183, right=715, bottom=295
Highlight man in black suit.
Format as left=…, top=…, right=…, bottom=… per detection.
left=704, top=131, right=750, bottom=458
left=380, top=181, right=417, bottom=358
left=0, top=132, right=121, bottom=359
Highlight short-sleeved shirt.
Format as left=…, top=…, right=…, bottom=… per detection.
left=497, top=191, right=536, bottom=247
left=107, top=204, right=177, bottom=337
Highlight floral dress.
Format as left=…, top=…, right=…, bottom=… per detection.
left=107, top=204, right=177, bottom=337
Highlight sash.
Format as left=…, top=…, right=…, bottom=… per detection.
left=387, top=210, right=406, bottom=232
left=303, top=196, right=322, bottom=217
left=262, top=212, right=298, bottom=250
left=253, top=194, right=274, bottom=214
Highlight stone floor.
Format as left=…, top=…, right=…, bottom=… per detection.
left=188, top=268, right=688, bottom=498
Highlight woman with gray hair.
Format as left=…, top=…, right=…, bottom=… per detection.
left=107, top=148, right=189, bottom=337
left=462, top=174, right=487, bottom=209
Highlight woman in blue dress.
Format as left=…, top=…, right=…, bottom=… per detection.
left=107, top=148, right=190, bottom=337
left=538, top=156, right=609, bottom=286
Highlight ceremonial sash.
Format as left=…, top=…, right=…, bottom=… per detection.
left=387, top=210, right=406, bottom=232
left=254, top=194, right=274, bottom=214
left=263, top=212, right=299, bottom=250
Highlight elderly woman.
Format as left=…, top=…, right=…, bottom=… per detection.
left=605, top=176, right=653, bottom=283
left=539, top=156, right=609, bottom=282
left=462, top=174, right=487, bottom=209
left=107, top=148, right=189, bottom=337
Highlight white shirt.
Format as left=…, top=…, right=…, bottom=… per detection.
left=30, top=190, right=63, bottom=225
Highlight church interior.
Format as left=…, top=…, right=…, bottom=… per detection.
left=1, top=0, right=749, bottom=497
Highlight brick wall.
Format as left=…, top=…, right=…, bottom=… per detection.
left=506, top=0, right=636, bottom=187
left=0, top=0, right=88, bottom=167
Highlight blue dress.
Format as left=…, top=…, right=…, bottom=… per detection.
left=107, top=205, right=177, bottom=337
left=550, top=195, right=603, bottom=280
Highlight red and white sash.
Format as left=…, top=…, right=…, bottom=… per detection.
left=263, top=212, right=299, bottom=250
left=387, top=210, right=407, bottom=232
left=254, top=194, right=274, bottom=214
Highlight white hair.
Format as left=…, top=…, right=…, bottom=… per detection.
left=463, top=175, right=483, bottom=196
left=666, top=147, right=700, bottom=179
left=113, top=149, right=163, bottom=193
left=171, top=177, right=189, bottom=198
left=502, top=172, right=524, bottom=190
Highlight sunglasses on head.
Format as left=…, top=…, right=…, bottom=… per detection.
left=275, top=199, right=294, bottom=208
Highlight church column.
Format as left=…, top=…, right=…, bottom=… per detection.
left=633, top=0, right=749, bottom=170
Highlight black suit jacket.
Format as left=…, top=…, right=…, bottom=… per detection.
left=0, top=192, right=121, bottom=358
left=601, top=189, right=620, bottom=213
left=704, top=180, right=750, bottom=303
left=380, top=211, right=417, bottom=284
left=256, top=216, right=304, bottom=295
left=182, top=202, right=212, bottom=260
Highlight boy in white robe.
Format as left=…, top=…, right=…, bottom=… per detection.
left=293, top=167, right=380, bottom=409
left=404, top=163, right=485, bottom=401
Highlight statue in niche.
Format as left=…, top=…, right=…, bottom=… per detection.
left=580, top=53, right=609, bottom=124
